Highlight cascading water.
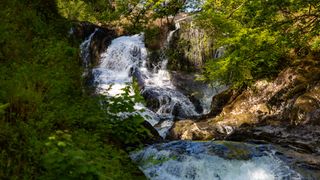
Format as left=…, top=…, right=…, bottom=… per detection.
left=130, top=141, right=302, bottom=180
left=92, top=34, right=147, bottom=96
left=80, top=28, right=98, bottom=76
left=139, top=23, right=198, bottom=119
left=80, top=27, right=305, bottom=180
left=85, top=24, right=199, bottom=137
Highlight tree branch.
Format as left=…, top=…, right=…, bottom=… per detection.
left=226, top=0, right=247, bottom=19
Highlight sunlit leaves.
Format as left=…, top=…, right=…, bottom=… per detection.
left=198, top=0, right=319, bottom=87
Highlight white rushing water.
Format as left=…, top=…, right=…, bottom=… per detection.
left=92, top=34, right=147, bottom=96
left=82, top=31, right=198, bottom=136
left=131, top=141, right=302, bottom=180
left=81, top=29, right=304, bottom=180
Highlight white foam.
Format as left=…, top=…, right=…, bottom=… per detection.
left=131, top=142, right=302, bottom=180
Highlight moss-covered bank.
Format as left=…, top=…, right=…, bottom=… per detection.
left=0, top=1, right=150, bottom=179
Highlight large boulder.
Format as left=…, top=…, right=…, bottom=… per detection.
left=209, top=86, right=245, bottom=117
left=168, top=120, right=216, bottom=140
left=290, top=83, right=320, bottom=125
left=207, top=64, right=320, bottom=135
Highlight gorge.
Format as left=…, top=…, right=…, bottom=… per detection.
left=1, top=0, right=319, bottom=179
left=78, top=19, right=320, bottom=179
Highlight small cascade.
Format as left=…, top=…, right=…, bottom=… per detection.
left=139, top=22, right=199, bottom=121
left=166, top=22, right=180, bottom=45
left=80, top=29, right=98, bottom=69
left=198, top=84, right=227, bottom=114
left=92, top=34, right=147, bottom=96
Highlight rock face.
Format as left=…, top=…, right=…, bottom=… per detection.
left=72, top=22, right=117, bottom=66
left=167, top=18, right=216, bottom=71
left=209, top=87, right=245, bottom=117
left=169, top=60, right=320, bottom=154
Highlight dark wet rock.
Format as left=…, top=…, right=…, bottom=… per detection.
left=227, top=125, right=320, bottom=153
left=141, top=88, right=161, bottom=112
left=141, top=87, right=197, bottom=119
left=72, top=22, right=117, bottom=66
left=188, top=95, right=203, bottom=114
left=170, top=71, right=225, bottom=114
left=132, top=68, right=146, bottom=89
left=209, top=87, right=245, bottom=117
left=141, top=121, right=163, bottom=144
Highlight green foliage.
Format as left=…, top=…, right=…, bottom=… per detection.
left=197, top=0, right=320, bottom=87
left=99, top=86, right=151, bottom=147
left=144, top=26, right=161, bottom=48
left=56, top=0, right=98, bottom=22
left=42, top=130, right=143, bottom=180
left=151, top=0, right=187, bottom=19
left=0, top=0, right=148, bottom=179
left=0, top=104, right=9, bottom=118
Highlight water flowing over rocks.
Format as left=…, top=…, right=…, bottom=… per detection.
left=82, top=30, right=205, bottom=138
left=131, top=141, right=308, bottom=179
left=73, top=22, right=117, bottom=67
left=78, top=20, right=320, bottom=179
left=170, top=71, right=226, bottom=114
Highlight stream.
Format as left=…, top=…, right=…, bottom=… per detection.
left=80, top=27, right=317, bottom=179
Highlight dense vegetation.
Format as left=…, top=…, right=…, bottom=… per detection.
left=198, top=0, right=320, bottom=87
left=0, top=0, right=152, bottom=179
left=1, top=0, right=319, bottom=179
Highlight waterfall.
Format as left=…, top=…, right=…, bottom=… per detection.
left=92, top=34, right=147, bottom=96
left=167, top=22, right=180, bottom=45
left=80, top=29, right=305, bottom=180
left=140, top=23, right=198, bottom=119
left=85, top=31, right=198, bottom=137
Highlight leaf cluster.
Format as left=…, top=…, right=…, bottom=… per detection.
left=197, top=0, right=320, bottom=87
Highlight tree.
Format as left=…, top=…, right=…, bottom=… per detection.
left=197, top=0, right=320, bottom=87
left=151, top=0, right=187, bottom=25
